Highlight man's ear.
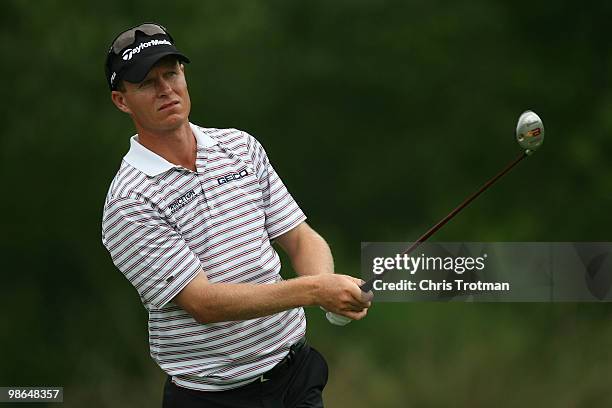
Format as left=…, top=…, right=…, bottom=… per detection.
left=111, top=91, right=132, bottom=114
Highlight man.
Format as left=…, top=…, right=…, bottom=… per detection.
left=101, top=23, right=372, bottom=407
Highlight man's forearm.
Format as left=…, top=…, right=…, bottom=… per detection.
left=182, top=273, right=321, bottom=324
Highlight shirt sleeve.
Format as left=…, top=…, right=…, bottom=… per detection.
left=246, top=132, right=307, bottom=239
left=101, top=196, right=202, bottom=309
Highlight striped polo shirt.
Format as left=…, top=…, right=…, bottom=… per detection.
left=101, top=123, right=307, bottom=391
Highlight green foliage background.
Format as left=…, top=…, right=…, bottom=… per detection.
left=2, top=1, right=612, bottom=406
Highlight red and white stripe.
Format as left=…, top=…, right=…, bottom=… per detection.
left=102, top=124, right=307, bottom=391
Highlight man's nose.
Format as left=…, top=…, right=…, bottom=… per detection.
left=156, top=78, right=173, bottom=95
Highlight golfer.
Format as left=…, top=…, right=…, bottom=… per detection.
left=101, top=23, right=372, bottom=408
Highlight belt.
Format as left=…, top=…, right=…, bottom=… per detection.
left=259, top=336, right=307, bottom=382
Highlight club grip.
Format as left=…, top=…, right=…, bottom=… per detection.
left=360, top=280, right=374, bottom=293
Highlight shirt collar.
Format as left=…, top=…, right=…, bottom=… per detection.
left=123, top=122, right=218, bottom=177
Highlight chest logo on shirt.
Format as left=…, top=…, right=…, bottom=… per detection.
left=168, top=189, right=199, bottom=214
left=217, top=169, right=249, bottom=185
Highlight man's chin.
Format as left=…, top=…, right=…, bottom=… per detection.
left=159, top=114, right=188, bottom=129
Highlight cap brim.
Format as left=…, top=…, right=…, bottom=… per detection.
left=121, top=51, right=190, bottom=84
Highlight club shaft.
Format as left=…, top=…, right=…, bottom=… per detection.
left=360, top=151, right=528, bottom=292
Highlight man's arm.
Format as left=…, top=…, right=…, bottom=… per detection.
left=173, top=268, right=369, bottom=324
left=273, top=221, right=334, bottom=277
left=274, top=222, right=372, bottom=319
left=173, top=222, right=371, bottom=324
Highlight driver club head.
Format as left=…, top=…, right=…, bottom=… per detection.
left=516, top=110, right=544, bottom=155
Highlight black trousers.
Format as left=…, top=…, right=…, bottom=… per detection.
left=162, top=342, right=328, bottom=408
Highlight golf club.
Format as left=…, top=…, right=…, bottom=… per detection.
left=326, top=110, right=545, bottom=325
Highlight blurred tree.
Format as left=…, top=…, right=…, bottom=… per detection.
left=1, top=1, right=611, bottom=406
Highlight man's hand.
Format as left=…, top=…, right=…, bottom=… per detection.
left=314, top=274, right=373, bottom=320
left=275, top=223, right=373, bottom=321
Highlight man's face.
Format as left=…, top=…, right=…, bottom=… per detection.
left=112, top=57, right=191, bottom=133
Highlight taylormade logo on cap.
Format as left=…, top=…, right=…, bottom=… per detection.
left=121, top=39, right=172, bottom=61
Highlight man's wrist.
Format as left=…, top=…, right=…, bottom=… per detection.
left=295, top=275, right=322, bottom=307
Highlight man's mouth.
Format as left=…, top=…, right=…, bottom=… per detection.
left=158, top=101, right=179, bottom=111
